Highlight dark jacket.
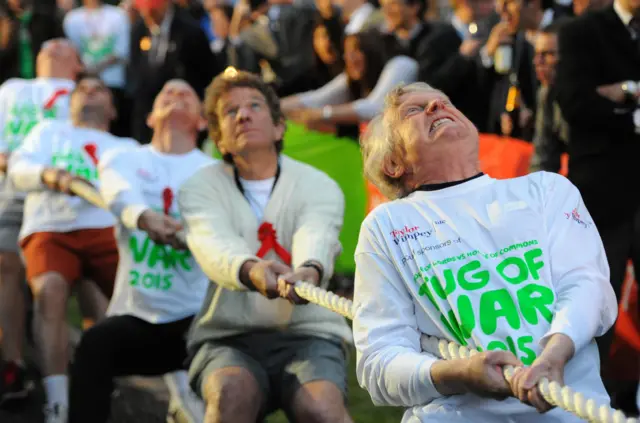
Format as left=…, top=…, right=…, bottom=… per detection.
left=555, top=6, right=640, bottom=226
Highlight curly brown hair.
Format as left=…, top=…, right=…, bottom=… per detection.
left=204, top=69, right=285, bottom=163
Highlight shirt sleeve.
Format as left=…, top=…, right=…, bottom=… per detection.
left=353, top=218, right=443, bottom=407
left=178, top=168, right=258, bottom=291
left=540, top=172, right=618, bottom=353
left=290, top=170, right=345, bottom=288
left=351, top=56, right=419, bottom=121
left=98, top=148, right=150, bottom=230
left=296, top=73, right=351, bottom=109
left=8, top=122, right=51, bottom=192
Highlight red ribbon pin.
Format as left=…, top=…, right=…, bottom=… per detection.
left=256, top=222, right=291, bottom=265
left=162, top=187, right=173, bottom=216
left=83, top=142, right=99, bottom=166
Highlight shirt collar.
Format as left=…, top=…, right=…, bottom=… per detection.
left=151, top=5, right=175, bottom=36
left=614, top=0, right=633, bottom=26
left=539, top=8, right=554, bottom=29
left=450, top=15, right=468, bottom=39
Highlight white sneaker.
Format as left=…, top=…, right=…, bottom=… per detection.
left=166, top=390, right=205, bottom=423
left=44, top=403, right=68, bottom=423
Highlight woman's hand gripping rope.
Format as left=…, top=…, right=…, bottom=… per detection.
left=293, top=281, right=639, bottom=423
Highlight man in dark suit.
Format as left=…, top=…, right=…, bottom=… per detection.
left=226, top=0, right=319, bottom=97
left=129, top=0, right=219, bottom=143
left=373, top=0, right=462, bottom=84
left=0, top=0, right=64, bottom=84
left=555, top=0, right=640, bottom=386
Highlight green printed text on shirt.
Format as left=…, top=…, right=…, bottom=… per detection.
left=4, top=104, right=58, bottom=151
left=80, top=35, right=116, bottom=66
left=51, top=150, right=99, bottom=181
left=128, top=234, right=193, bottom=291
left=413, top=241, right=555, bottom=365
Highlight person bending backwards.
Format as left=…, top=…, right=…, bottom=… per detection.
left=354, top=82, right=618, bottom=423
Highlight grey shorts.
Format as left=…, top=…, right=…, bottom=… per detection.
left=188, top=331, right=349, bottom=417
left=0, top=196, right=23, bottom=253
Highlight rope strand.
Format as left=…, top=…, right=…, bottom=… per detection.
left=293, top=281, right=638, bottom=423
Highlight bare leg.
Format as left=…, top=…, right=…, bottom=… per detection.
left=32, top=271, right=71, bottom=377
left=286, top=380, right=353, bottom=423
left=75, top=279, right=108, bottom=331
left=203, top=367, right=263, bottom=423
left=0, top=252, right=25, bottom=364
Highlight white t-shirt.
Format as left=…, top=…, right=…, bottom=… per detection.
left=100, top=145, right=215, bottom=324
left=64, top=5, right=130, bottom=89
left=0, top=77, right=75, bottom=155
left=0, top=77, right=75, bottom=200
left=8, top=120, right=138, bottom=239
left=239, top=176, right=275, bottom=222
left=353, top=172, right=618, bottom=422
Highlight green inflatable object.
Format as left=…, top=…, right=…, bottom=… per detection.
left=206, top=122, right=366, bottom=274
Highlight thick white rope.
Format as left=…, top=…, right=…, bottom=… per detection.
left=65, top=182, right=636, bottom=423
left=293, top=281, right=638, bottom=423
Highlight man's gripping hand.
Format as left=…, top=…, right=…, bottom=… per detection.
left=41, top=167, right=90, bottom=195
left=138, top=209, right=184, bottom=247
left=240, top=260, right=292, bottom=299
left=431, top=350, right=523, bottom=400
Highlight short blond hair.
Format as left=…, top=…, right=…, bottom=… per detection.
left=360, top=82, right=439, bottom=200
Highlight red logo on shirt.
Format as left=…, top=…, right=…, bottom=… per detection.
left=564, top=207, right=593, bottom=229
left=390, top=225, right=433, bottom=245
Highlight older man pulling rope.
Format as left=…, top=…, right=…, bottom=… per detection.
left=353, top=82, right=618, bottom=423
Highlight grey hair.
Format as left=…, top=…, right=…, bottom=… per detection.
left=360, top=82, right=440, bottom=201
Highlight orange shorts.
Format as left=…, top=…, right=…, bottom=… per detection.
left=20, top=227, right=119, bottom=298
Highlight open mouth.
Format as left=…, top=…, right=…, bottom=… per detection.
left=429, top=117, right=454, bottom=134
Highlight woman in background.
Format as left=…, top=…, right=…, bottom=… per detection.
left=281, top=30, right=418, bottom=138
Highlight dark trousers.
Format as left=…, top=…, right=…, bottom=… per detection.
left=596, top=207, right=640, bottom=375
left=68, top=315, right=193, bottom=423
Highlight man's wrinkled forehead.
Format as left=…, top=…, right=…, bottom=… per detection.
left=217, top=87, right=266, bottom=113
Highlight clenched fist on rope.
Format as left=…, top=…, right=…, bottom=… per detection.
left=354, top=83, right=619, bottom=423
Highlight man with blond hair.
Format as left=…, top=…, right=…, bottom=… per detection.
left=354, top=82, right=618, bottom=422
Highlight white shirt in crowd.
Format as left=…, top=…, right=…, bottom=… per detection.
left=100, top=145, right=215, bottom=324
left=63, top=5, right=130, bottom=89
left=353, top=172, right=617, bottom=423
left=8, top=120, right=137, bottom=239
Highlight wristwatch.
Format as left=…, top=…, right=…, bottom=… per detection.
left=621, top=81, right=638, bottom=103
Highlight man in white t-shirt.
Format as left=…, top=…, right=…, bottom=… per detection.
left=0, top=39, right=82, bottom=407
left=68, top=79, right=211, bottom=423
left=354, top=82, right=618, bottom=423
left=8, top=75, right=137, bottom=423
left=63, top=0, right=131, bottom=137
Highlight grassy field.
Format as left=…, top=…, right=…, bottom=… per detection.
left=67, top=299, right=405, bottom=423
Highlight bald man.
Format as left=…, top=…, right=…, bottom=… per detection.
left=0, top=38, right=82, bottom=408
left=68, top=80, right=214, bottom=423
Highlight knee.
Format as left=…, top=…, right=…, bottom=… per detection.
left=291, top=381, right=348, bottom=423
left=33, top=274, right=69, bottom=317
left=203, top=368, right=261, bottom=420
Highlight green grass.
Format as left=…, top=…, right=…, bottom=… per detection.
left=68, top=299, right=404, bottom=423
